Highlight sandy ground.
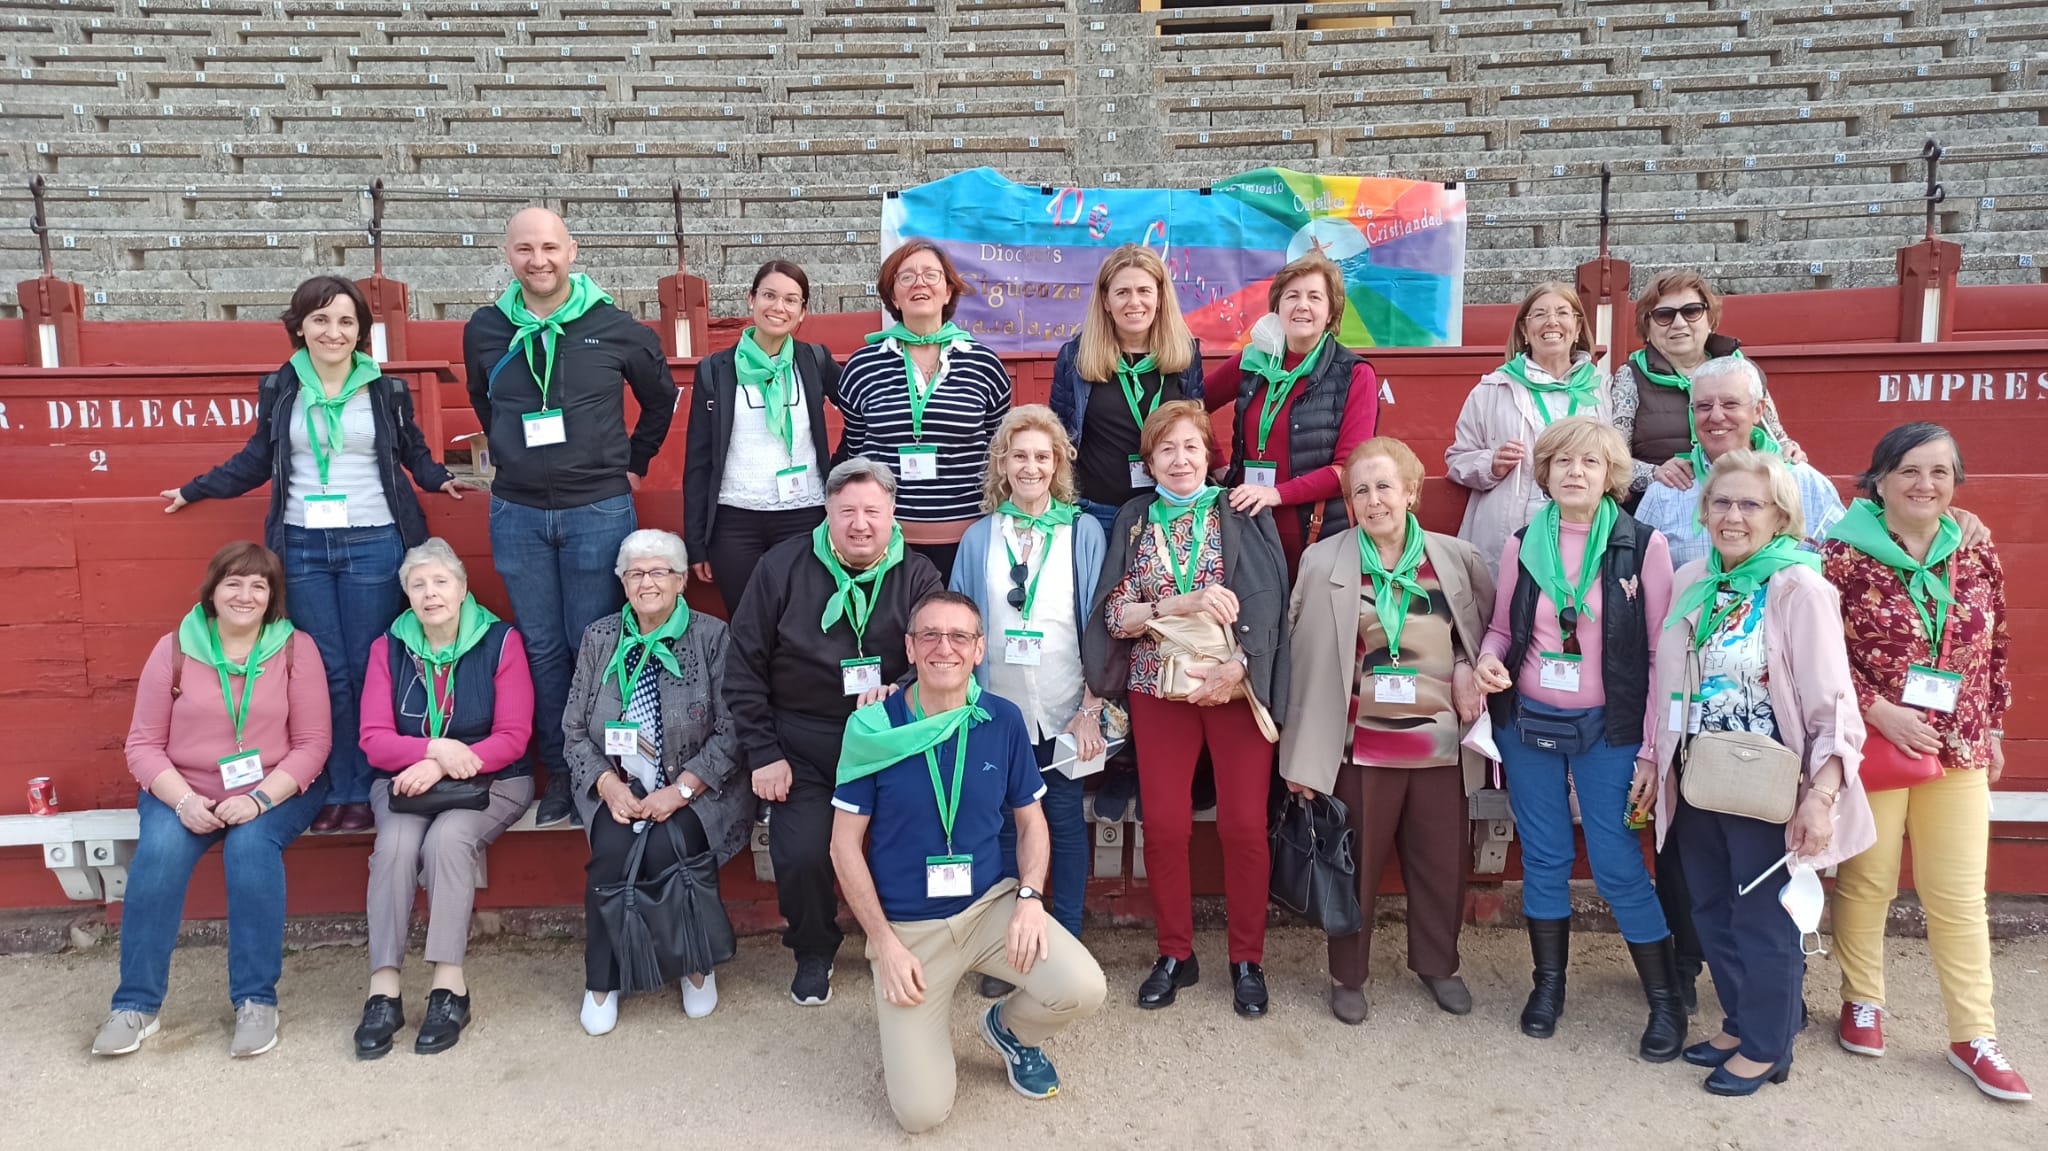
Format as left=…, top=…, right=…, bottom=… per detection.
left=1, top=924, right=2040, bottom=1149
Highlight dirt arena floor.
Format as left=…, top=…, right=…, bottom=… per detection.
left=2, top=923, right=2040, bottom=1149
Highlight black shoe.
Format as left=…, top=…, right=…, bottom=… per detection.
left=413, top=989, right=469, bottom=1055
left=1684, top=1039, right=1740, bottom=1067
left=1231, top=961, right=1269, bottom=1018
left=352, top=994, right=403, bottom=1060
left=1136, top=955, right=1199, bottom=1009
left=1094, top=769, right=1136, bottom=822
left=978, top=974, right=1015, bottom=999
left=1520, top=916, right=1570, bottom=1039
left=791, top=953, right=833, bottom=1006
left=1628, top=936, right=1688, bottom=1063
left=1677, top=954, right=1702, bottom=1017
left=535, top=773, right=575, bottom=828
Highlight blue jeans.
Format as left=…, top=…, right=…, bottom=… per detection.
left=281, top=522, right=406, bottom=806
left=1676, top=798, right=1806, bottom=1064
left=1500, top=708, right=1668, bottom=943
left=998, top=740, right=1089, bottom=937
left=487, top=494, right=635, bottom=772
left=112, top=782, right=326, bottom=1013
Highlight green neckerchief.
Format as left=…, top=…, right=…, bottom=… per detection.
left=493, top=272, right=612, bottom=409
left=1145, top=485, right=1223, bottom=595
left=1518, top=498, right=1618, bottom=628
left=175, top=605, right=296, bottom=750
left=1630, top=345, right=1747, bottom=444
left=1356, top=515, right=1428, bottom=663
left=813, top=521, right=906, bottom=653
left=836, top=679, right=989, bottom=792
left=1499, top=354, right=1601, bottom=427
left=1664, top=535, right=1822, bottom=647
left=1112, top=352, right=1161, bottom=429
left=388, top=595, right=502, bottom=739
left=866, top=321, right=971, bottom=441
left=601, top=603, right=691, bottom=701
left=1240, top=333, right=1329, bottom=457
left=997, top=500, right=1078, bottom=623
left=734, top=327, right=799, bottom=459
left=289, top=348, right=383, bottom=487
left=1685, top=426, right=1782, bottom=487
left=1826, top=498, right=1961, bottom=653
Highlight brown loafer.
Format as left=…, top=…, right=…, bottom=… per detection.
left=334, top=803, right=375, bottom=832
left=1331, top=982, right=1369, bottom=1025
left=1420, top=974, right=1473, bottom=1016
left=309, top=805, right=344, bottom=833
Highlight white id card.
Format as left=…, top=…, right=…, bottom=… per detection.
left=1537, top=652, right=1583, bottom=693
left=1667, top=692, right=1703, bottom=735
left=774, top=465, right=809, bottom=503
left=1128, top=454, right=1155, bottom=488
left=1902, top=664, right=1962, bottom=714
left=841, top=657, right=883, bottom=696
left=604, top=721, right=641, bottom=757
left=522, top=408, right=567, bottom=446
left=1372, top=666, right=1418, bottom=705
left=1243, top=460, right=1279, bottom=488
left=303, top=493, right=348, bottom=529
left=898, top=445, right=938, bottom=481
left=218, top=750, right=264, bottom=790
left=1003, top=629, right=1043, bottom=666
left=925, top=855, right=974, bottom=899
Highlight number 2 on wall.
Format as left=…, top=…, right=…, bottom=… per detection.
left=88, top=450, right=108, bottom=472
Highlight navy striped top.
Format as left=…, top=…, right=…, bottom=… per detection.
left=833, top=336, right=1012, bottom=522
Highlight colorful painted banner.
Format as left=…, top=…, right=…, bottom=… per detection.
left=879, top=167, right=1465, bottom=353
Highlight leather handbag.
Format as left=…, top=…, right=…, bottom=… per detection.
left=1676, top=633, right=1803, bottom=824
left=386, top=776, right=492, bottom=816
left=1268, top=791, right=1363, bottom=938
left=592, top=817, right=736, bottom=992
left=1143, top=526, right=1280, bottom=743
left=1859, top=612, right=1953, bottom=792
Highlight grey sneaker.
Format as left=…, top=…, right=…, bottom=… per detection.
left=230, top=1001, right=279, bottom=1058
left=91, top=1009, right=159, bottom=1055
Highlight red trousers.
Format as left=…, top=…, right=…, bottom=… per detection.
left=1129, top=691, right=1275, bottom=963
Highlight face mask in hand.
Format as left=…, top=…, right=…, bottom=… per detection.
left=1740, top=852, right=1829, bottom=957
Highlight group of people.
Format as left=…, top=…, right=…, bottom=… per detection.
left=90, top=209, right=2028, bottom=1129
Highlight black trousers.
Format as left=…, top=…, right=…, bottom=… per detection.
left=768, top=711, right=847, bottom=960
left=706, top=503, right=826, bottom=616
left=584, top=806, right=712, bottom=991
left=1657, top=831, right=1706, bottom=970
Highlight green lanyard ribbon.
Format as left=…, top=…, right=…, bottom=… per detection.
left=996, top=500, right=1078, bottom=623
left=1145, top=486, right=1222, bottom=596
left=734, top=326, right=799, bottom=459
left=866, top=321, right=971, bottom=441
left=1518, top=497, right=1618, bottom=629
left=1825, top=498, right=1961, bottom=653
left=1356, top=515, right=1428, bottom=663
left=911, top=686, right=971, bottom=853
left=492, top=273, right=612, bottom=410
left=1239, top=333, right=1329, bottom=457
left=1499, top=354, right=1601, bottom=427
left=388, top=595, right=501, bottom=739
left=813, top=520, right=906, bottom=654
left=289, top=348, right=383, bottom=487
left=175, top=605, right=296, bottom=751
left=1113, top=353, right=1162, bottom=428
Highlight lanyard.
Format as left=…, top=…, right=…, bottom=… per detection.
left=843, top=563, right=889, bottom=656
left=1902, top=562, right=1953, bottom=658
left=302, top=399, right=349, bottom=487
left=1160, top=511, right=1208, bottom=596
left=912, top=687, right=969, bottom=853
left=1252, top=337, right=1325, bottom=457
left=213, top=623, right=257, bottom=751
left=1113, top=353, right=1160, bottom=429
left=1003, top=521, right=1053, bottom=623
left=903, top=346, right=944, bottom=441
left=421, top=661, right=458, bottom=740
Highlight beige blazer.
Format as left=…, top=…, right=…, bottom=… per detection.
left=1279, top=528, right=1497, bottom=796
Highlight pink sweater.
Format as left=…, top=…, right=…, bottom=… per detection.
left=125, top=631, right=332, bottom=802
left=1481, top=520, right=1675, bottom=750
left=358, top=632, right=535, bottom=774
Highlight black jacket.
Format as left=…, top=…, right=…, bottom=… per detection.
left=1226, top=339, right=1373, bottom=548
left=178, top=361, right=452, bottom=557
left=462, top=300, right=677, bottom=509
left=682, top=339, right=840, bottom=563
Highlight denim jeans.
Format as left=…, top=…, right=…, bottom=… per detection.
left=280, top=522, right=406, bottom=806
left=998, top=740, right=1090, bottom=937
left=487, top=494, right=635, bottom=771
left=1500, top=709, right=1669, bottom=944
left=112, top=781, right=326, bottom=1013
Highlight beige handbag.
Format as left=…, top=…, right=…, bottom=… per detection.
left=1676, top=626, right=1803, bottom=824
left=1144, top=526, right=1279, bottom=743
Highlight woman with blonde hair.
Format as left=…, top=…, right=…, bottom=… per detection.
left=1049, top=244, right=1206, bottom=535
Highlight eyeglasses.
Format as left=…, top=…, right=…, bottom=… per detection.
left=1649, top=302, right=1710, bottom=327
left=912, top=629, right=981, bottom=649
left=1707, top=497, right=1769, bottom=518
left=894, top=269, right=946, bottom=288
left=1007, top=562, right=1030, bottom=610
left=1525, top=308, right=1577, bottom=323
left=621, top=567, right=681, bottom=583
left=1558, top=606, right=1581, bottom=657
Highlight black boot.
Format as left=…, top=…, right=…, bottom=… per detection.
left=535, top=771, right=576, bottom=828
left=1520, top=917, right=1569, bottom=1039
left=1677, top=954, right=1702, bottom=1016
left=1627, top=936, right=1688, bottom=1063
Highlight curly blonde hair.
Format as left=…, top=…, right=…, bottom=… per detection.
left=981, top=405, right=1079, bottom=513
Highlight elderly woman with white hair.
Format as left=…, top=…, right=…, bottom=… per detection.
left=353, top=537, right=535, bottom=1059
left=562, top=529, right=743, bottom=1035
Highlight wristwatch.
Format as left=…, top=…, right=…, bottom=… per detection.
left=1016, top=886, right=1042, bottom=902
left=676, top=781, right=698, bottom=801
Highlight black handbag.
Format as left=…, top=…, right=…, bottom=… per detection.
left=1515, top=696, right=1604, bottom=758
left=385, top=777, right=492, bottom=816
left=1268, top=791, right=1363, bottom=938
left=591, top=817, right=736, bottom=992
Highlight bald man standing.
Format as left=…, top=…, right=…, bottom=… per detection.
left=464, top=208, right=678, bottom=827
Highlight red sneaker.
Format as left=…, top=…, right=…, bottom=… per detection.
left=1838, top=1001, right=1885, bottom=1057
left=1949, top=1038, right=2033, bottom=1102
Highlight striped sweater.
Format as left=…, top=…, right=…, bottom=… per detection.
left=833, top=336, right=1012, bottom=522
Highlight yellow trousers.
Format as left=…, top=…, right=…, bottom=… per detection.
left=1831, top=766, right=1996, bottom=1042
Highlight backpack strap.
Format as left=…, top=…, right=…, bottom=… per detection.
left=169, top=648, right=183, bottom=699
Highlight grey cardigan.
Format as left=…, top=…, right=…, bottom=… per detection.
left=562, top=610, right=748, bottom=866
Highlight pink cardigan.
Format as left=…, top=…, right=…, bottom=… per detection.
left=1648, top=562, right=1874, bottom=870
left=124, top=631, right=332, bottom=803
left=358, top=632, right=535, bottom=774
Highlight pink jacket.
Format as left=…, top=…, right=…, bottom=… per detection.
left=125, top=631, right=332, bottom=803
left=1649, top=561, right=1874, bottom=870
left=1445, top=354, right=1614, bottom=569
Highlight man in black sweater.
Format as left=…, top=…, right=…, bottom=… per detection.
left=464, top=208, right=678, bottom=827
left=725, top=457, right=944, bottom=1005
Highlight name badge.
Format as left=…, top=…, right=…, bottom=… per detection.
left=302, top=493, right=348, bottom=529
left=1668, top=692, right=1702, bottom=735
left=841, top=656, right=883, bottom=696
left=925, top=854, right=974, bottom=899
left=218, top=749, right=264, bottom=790
left=1003, top=629, right=1043, bottom=666
left=898, top=444, right=938, bottom=481
left=774, top=464, right=809, bottom=503
left=1372, top=665, right=1417, bottom=705
left=1128, top=454, right=1154, bottom=488
left=1901, top=664, right=1962, bottom=714
left=1537, top=652, right=1583, bottom=693
left=604, top=720, right=641, bottom=757
left=1243, top=460, right=1279, bottom=488
left=522, top=408, right=567, bottom=447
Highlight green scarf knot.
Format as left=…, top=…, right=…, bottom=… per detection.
left=865, top=322, right=972, bottom=439
left=1664, top=535, right=1821, bottom=646
left=734, top=327, right=799, bottom=459
left=814, top=521, right=906, bottom=652
left=289, top=348, right=384, bottom=487
left=1112, top=352, right=1162, bottom=428
left=176, top=604, right=297, bottom=749
left=865, top=321, right=971, bottom=348
left=492, top=273, right=612, bottom=407
left=997, top=499, right=1078, bottom=534
left=1825, top=498, right=1960, bottom=651
left=388, top=596, right=502, bottom=739
left=1356, top=515, right=1428, bottom=662
left=837, top=680, right=988, bottom=786
left=1518, top=498, right=1618, bottom=626
left=601, top=603, right=691, bottom=700
left=1240, top=333, right=1330, bottom=458
left=1499, top=354, right=1601, bottom=427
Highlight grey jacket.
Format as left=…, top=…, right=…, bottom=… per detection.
left=562, top=611, right=748, bottom=866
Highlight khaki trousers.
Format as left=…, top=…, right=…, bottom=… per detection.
left=869, top=880, right=1107, bottom=1133
left=366, top=774, right=533, bottom=971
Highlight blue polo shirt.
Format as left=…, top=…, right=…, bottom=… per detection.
left=831, top=691, right=1045, bottom=923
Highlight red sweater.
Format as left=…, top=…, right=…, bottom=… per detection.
left=358, top=632, right=535, bottom=774
left=125, top=631, right=331, bottom=802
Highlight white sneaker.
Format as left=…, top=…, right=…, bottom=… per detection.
left=580, top=990, right=618, bottom=1036
left=681, top=973, right=718, bottom=1019
left=91, top=1010, right=159, bottom=1056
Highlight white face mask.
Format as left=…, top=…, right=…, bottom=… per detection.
left=1740, top=852, right=1829, bottom=957
left=1248, top=313, right=1286, bottom=358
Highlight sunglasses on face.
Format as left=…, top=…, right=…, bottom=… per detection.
left=1649, top=303, right=1710, bottom=327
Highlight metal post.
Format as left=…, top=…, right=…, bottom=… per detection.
left=671, top=180, right=688, bottom=275
left=369, top=177, right=387, bottom=278
left=29, top=175, right=53, bottom=279
left=1920, top=138, right=1945, bottom=243
left=1597, top=161, right=1612, bottom=263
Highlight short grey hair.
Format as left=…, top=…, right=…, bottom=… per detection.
left=1690, top=355, right=1765, bottom=403
left=398, top=537, right=467, bottom=587
left=614, top=529, right=690, bottom=579
left=827, top=456, right=898, bottom=500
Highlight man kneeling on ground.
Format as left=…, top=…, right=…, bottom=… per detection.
left=829, top=591, right=1107, bottom=1133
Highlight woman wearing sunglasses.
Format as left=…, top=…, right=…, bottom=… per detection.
left=1471, top=417, right=1681, bottom=1059
left=1612, top=270, right=1800, bottom=498
left=947, top=406, right=1109, bottom=994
